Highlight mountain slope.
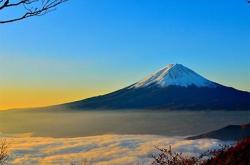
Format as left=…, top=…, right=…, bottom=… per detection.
left=63, top=64, right=250, bottom=110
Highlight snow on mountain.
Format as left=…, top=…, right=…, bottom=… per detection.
left=131, top=64, right=217, bottom=88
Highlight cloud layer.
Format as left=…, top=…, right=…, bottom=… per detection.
left=3, top=134, right=226, bottom=165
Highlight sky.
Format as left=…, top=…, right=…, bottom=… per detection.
left=0, top=0, right=249, bottom=110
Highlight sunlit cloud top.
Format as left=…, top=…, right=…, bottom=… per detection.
left=2, top=134, right=230, bottom=165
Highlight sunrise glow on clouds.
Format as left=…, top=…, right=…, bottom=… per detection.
left=2, top=134, right=228, bottom=165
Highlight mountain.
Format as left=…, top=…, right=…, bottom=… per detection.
left=187, top=123, right=250, bottom=141
left=63, top=64, right=250, bottom=110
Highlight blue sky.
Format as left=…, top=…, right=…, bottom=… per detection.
left=0, top=0, right=249, bottom=109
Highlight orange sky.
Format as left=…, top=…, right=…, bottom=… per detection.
left=0, top=87, right=109, bottom=110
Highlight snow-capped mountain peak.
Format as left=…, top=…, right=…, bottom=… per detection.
left=131, top=64, right=217, bottom=88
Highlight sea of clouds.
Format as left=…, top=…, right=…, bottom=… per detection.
left=1, top=134, right=228, bottom=165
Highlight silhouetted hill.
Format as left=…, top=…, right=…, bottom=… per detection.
left=187, top=124, right=250, bottom=141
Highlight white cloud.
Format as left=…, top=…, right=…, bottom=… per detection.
left=2, top=134, right=228, bottom=165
